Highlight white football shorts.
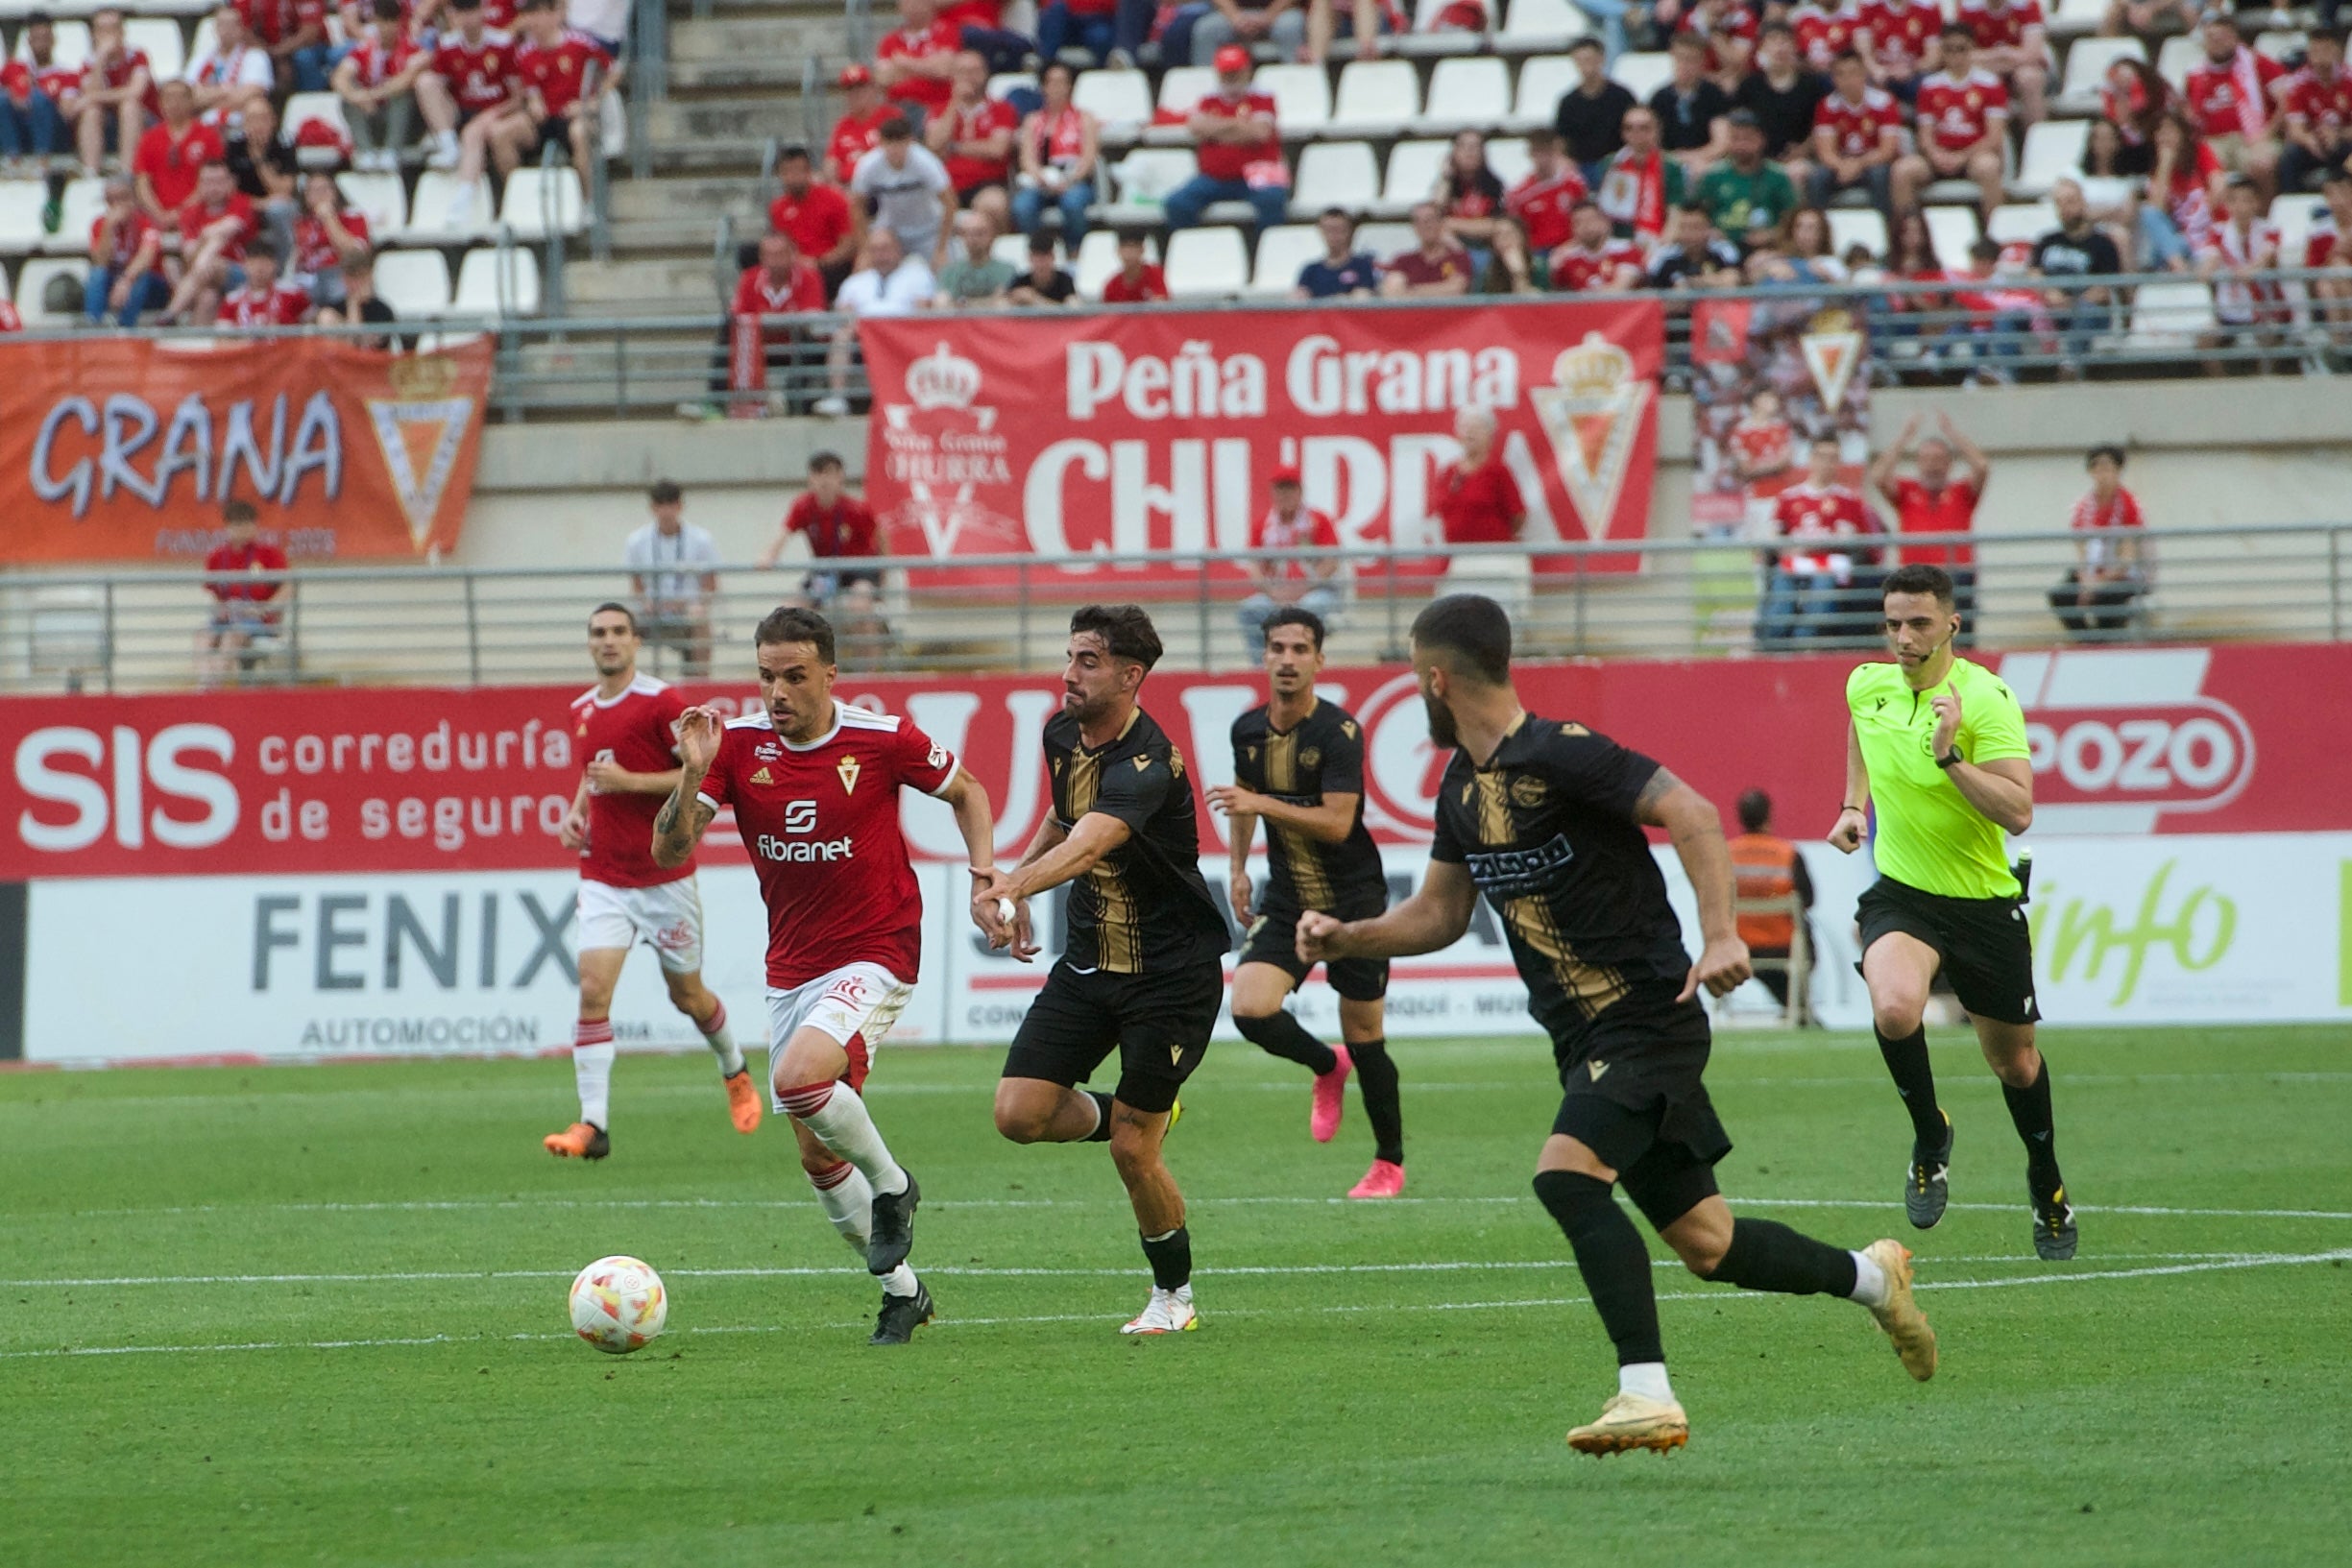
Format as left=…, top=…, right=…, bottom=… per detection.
left=576, top=876, right=704, bottom=974
left=764, top=961, right=913, bottom=1105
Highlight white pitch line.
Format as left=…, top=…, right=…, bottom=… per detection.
left=0, top=1252, right=2282, bottom=1291
left=8, top=1248, right=2347, bottom=1362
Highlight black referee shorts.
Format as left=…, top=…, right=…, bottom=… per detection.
left=1856, top=875, right=2040, bottom=1025
left=1001, top=958, right=1224, bottom=1115
left=1236, top=901, right=1390, bottom=1001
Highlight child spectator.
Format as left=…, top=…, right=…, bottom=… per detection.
left=1505, top=131, right=1588, bottom=255
left=1007, top=233, right=1079, bottom=305
left=2196, top=177, right=2286, bottom=372
left=1294, top=207, right=1381, bottom=297
left=2048, top=445, right=2146, bottom=639
left=1101, top=229, right=1169, bottom=302
left=216, top=246, right=313, bottom=326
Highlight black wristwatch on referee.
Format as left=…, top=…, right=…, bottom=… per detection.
left=1935, top=747, right=1963, bottom=770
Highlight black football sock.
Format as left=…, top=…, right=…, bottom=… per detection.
left=1139, top=1225, right=1192, bottom=1291
left=1533, top=1170, right=1662, bottom=1366
left=1876, top=1024, right=1947, bottom=1146
left=1233, top=1008, right=1339, bottom=1076
left=1710, top=1218, right=1860, bottom=1298
left=1081, top=1090, right=1115, bottom=1143
left=1348, top=1037, right=1404, bottom=1166
left=2001, top=1058, right=2060, bottom=1184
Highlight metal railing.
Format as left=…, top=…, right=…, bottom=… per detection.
left=3, top=523, right=2342, bottom=694
left=5, top=271, right=2343, bottom=422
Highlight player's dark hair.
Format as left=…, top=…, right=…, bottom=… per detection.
left=223, top=498, right=258, bottom=525
left=1940, top=21, right=1971, bottom=40
left=1262, top=606, right=1325, bottom=651
left=809, top=449, right=845, bottom=474
left=756, top=605, right=837, bottom=664
left=648, top=477, right=683, bottom=505
left=2086, top=443, right=2125, bottom=470
left=1411, top=594, right=1512, bottom=685
left=589, top=601, right=638, bottom=634
left=1070, top=604, right=1163, bottom=669
left=1737, top=788, right=1771, bottom=833
left=1882, top=564, right=1956, bottom=607
left=1831, top=49, right=1866, bottom=69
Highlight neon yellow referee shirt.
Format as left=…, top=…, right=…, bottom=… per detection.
left=1848, top=656, right=2032, bottom=901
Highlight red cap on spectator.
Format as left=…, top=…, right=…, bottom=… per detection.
left=1213, top=43, right=1251, bottom=74
left=1270, top=466, right=1302, bottom=486
left=838, top=63, right=873, bottom=87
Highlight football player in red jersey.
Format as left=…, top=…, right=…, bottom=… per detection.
left=653, top=607, right=1004, bottom=1346
left=542, top=604, right=756, bottom=1164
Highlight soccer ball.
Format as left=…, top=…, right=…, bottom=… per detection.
left=569, top=1255, right=667, bottom=1354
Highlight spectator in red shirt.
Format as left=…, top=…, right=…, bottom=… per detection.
left=416, top=0, right=521, bottom=196
left=923, top=50, right=1017, bottom=233
left=216, top=247, right=314, bottom=326
left=491, top=0, right=614, bottom=180
left=160, top=160, right=255, bottom=325
left=1757, top=434, right=1882, bottom=643
left=1165, top=45, right=1290, bottom=233
left=1381, top=202, right=1474, bottom=297
left=710, top=230, right=824, bottom=405
left=201, top=500, right=290, bottom=688
left=1506, top=130, right=1588, bottom=254
left=1236, top=466, right=1343, bottom=656
left=0, top=14, right=74, bottom=159
left=334, top=0, right=429, bottom=174
left=1955, top=0, right=2049, bottom=130
left=85, top=175, right=168, bottom=326
left=2048, top=444, right=2146, bottom=639
left=70, top=8, right=154, bottom=178
left=762, top=451, right=889, bottom=653
left=1101, top=229, right=1168, bottom=302
left=289, top=171, right=371, bottom=309
left=1548, top=199, right=1645, bottom=291
left=1900, top=26, right=2010, bottom=219
left=1435, top=407, right=1524, bottom=546
left=1867, top=410, right=1987, bottom=637
left=131, top=81, right=223, bottom=223
left=2183, top=13, right=2286, bottom=196
left=2281, top=29, right=2352, bottom=196
left=768, top=144, right=861, bottom=298
left=876, top=0, right=961, bottom=121
left=1013, top=60, right=1102, bottom=247
left=1810, top=50, right=1910, bottom=216
left=827, top=64, right=895, bottom=185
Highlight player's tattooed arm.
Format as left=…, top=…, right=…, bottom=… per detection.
left=649, top=791, right=715, bottom=869
left=1634, top=766, right=1755, bottom=1003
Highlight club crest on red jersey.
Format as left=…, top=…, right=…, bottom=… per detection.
left=837, top=755, right=861, bottom=794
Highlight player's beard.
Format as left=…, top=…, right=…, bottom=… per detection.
left=1421, top=688, right=1459, bottom=751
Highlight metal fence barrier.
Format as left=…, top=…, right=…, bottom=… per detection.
left=3, top=522, right=2343, bottom=694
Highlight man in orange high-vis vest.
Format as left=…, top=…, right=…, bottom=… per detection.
left=1730, top=789, right=1813, bottom=1025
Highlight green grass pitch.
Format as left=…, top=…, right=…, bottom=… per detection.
left=4, top=1025, right=2348, bottom=1567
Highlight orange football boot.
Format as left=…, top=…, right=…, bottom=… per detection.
left=544, top=1122, right=610, bottom=1160
left=724, top=1070, right=763, bottom=1134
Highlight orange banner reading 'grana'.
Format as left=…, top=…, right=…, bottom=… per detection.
left=0, top=335, right=493, bottom=563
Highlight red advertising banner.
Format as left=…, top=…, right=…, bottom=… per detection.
left=0, top=336, right=492, bottom=563
left=0, top=643, right=2340, bottom=881
left=858, top=300, right=1662, bottom=588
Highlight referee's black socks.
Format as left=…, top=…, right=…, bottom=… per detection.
left=1876, top=1024, right=1947, bottom=1146
left=1234, top=1009, right=1339, bottom=1077
left=1533, top=1170, right=1663, bottom=1365
left=2000, top=1057, right=2060, bottom=1181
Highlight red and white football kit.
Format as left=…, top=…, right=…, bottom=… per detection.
left=1504, top=164, right=1587, bottom=253
left=1954, top=0, right=2043, bottom=55
left=2285, top=64, right=2352, bottom=142
left=570, top=673, right=701, bottom=972
left=694, top=701, right=958, bottom=1078
left=1915, top=67, right=2008, bottom=153
left=1790, top=2, right=1862, bottom=70
left=2184, top=48, right=2286, bottom=142
left=1548, top=236, right=1645, bottom=292
left=432, top=28, right=521, bottom=117
left=216, top=280, right=312, bottom=326
left=1862, top=0, right=1940, bottom=79
left=1772, top=482, right=1877, bottom=575
left=1815, top=85, right=1903, bottom=157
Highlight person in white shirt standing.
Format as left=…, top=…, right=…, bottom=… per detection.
left=623, top=479, right=722, bottom=676
left=816, top=225, right=936, bottom=416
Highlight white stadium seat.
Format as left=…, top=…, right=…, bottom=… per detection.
left=1379, top=138, right=1448, bottom=213
left=2154, top=35, right=2200, bottom=94
left=451, top=246, right=541, bottom=318
left=1487, top=135, right=1530, bottom=187
left=1501, top=0, right=1589, bottom=48
left=498, top=166, right=585, bottom=239
left=1108, top=148, right=1198, bottom=212
left=1421, top=57, right=1512, bottom=131
left=1355, top=221, right=1414, bottom=258
left=1291, top=140, right=1379, bottom=218
left=2056, top=36, right=2145, bottom=111
left=1827, top=206, right=1889, bottom=261
left=371, top=249, right=451, bottom=316
left=0, top=181, right=44, bottom=257
left=2013, top=118, right=2088, bottom=196
left=1924, top=204, right=1981, bottom=270
left=337, top=170, right=409, bottom=237
left=1329, top=60, right=1420, bottom=132
left=15, top=255, right=87, bottom=326
left=1986, top=201, right=2056, bottom=247
left=1156, top=66, right=1215, bottom=117
left=1074, top=229, right=1156, bottom=297
left=401, top=170, right=497, bottom=241
left=991, top=232, right=1031, bottom=270
left=283, top=92, right=352, bottom=147
left=2047, top=0, right=2107, bottom=33
left=2128, top=281, right=2217, bottom=348
left=1165, top=227, right=1249, bottom=299
left=2254, top=30, right=2306, bottom=64
left=1252, top=63, right=1332, bottom=133
left=1610, top=52, right=1674, bottom=103
left=986, top=71, right=1036, bottom=101
left=2269, top=194, right=2326, bottom=259
left=1072, top=67, right=1152, bottom=133
left=1248, top=223, right=1322, bottom=297
left=41, top=176, right=106, bottom=256
left=124, top=18, right=184, bottom=82
left=1513, top=54, right=1584, bottom=126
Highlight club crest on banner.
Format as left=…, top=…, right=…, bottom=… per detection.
left=1799, top=309, right=1864, bottom=417
left=365, top=355, right=475, bottom=552
left=1528, top=333, right=1651, bottom=536
left=873, top=340, right=1024, bottom=558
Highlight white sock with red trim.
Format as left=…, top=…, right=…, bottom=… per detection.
left=573, top=1019, right=615, bottom=1129
left=775, top=1080, right=908, bottom=1197
left=698, top=999, right=744, bottom=1077
left=808, top=1160, right=872, bottom=1253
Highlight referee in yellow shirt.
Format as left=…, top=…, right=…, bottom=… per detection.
left=1830, top=565, right=2074, bottom=1261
